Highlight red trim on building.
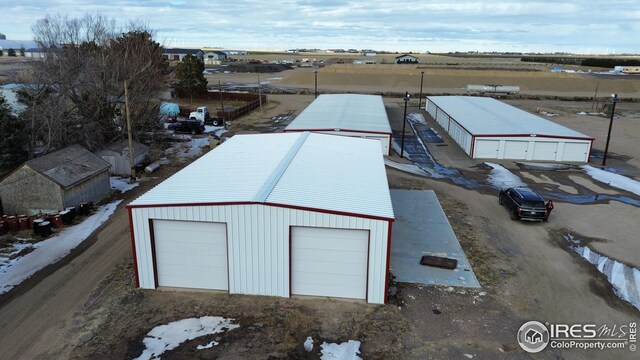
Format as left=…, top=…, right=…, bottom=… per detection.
left=127, top=207, right=140, bottom=287
left=384, top=220, right=393, bottom=305
left=288, top=226, right=292, bottom=298
left=470, top=135, right=476, bottom=158
left=127, top=201, right=394, bottom=222
left=284, top=128, right=392, bottom=136
left=148, top=219, right=159, bottom=288
left=473, top=133, right=594, bottom=141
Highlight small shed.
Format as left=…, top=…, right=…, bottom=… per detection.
left=425, top=96, right=594, bottom=162
left=284, top=94, right=392, bottom=155
left=0, top=145, right=111, bottom=215
left=95, top=140, right=149, bottom=176
left=395, top=54, right=419, bottom=64
left=128, top=132, right=394, bottom=304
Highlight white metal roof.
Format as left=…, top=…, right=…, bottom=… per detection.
left=427, top=96, right=593, bottom=140
left=285, top=94, right=392, bottom=134
left=130, top=132, right=394, bottom=220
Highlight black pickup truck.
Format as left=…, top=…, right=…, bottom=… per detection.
left=498, top=187, right=549, bottom=221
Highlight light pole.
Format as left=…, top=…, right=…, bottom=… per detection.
left=400, top=92, right=411, bottom=158
left=418, top=71, right=424, bottom=109
left=314, top=70, right=318, bottom=98
left=602, top=93, right=620, bottom=166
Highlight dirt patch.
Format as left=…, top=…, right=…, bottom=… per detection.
left=69, top=259, right=410, bottom=360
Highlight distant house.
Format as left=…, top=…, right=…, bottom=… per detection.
left=24, top=48, right=46, bottom=59
left=362, top=50, right=377, bottom=57
left=162, top=48, right=204, bottom=62
left=0, top=83, right=27, bottom=115
left=395, top=54, right=419, bottom=64
left=95, top=140, right=149, bottom=177
left=223, top=50, right=247, bottom=56
left=0, top=145, right=111, bottom=215
left=203, top=50, right=227, bottom=64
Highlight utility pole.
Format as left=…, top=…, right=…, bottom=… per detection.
left=218, top=80, right=226, bottom=122
left=124, top=80, right=136, bottom=181
left=591, top=82, right=600, bottom=112
left=257, top=73, right=262, bottom=111
left=602, top=94, right=620, bottom=166
left=314, top=70, right=318, bottom=98
left=400, top=92, right=410, bottom=158
left=418, top=71, right=424, bottom=109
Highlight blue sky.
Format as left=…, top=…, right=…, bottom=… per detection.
left=1, top=0, right=638, bottom=53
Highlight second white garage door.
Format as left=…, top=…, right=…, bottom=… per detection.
left=153, top=220, right=228, bottom=290
left=291, top=227, right=369, bottom=300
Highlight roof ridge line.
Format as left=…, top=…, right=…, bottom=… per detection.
left=252, top=132, right=310, bottom=203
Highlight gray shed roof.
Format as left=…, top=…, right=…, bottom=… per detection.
left=26, top=144, right=110, bottom=188
left=102, top=140, right=149, bottom=155
left=285, top=94, right=392, bottom=134
left=427, top=96, right=593, bottom=139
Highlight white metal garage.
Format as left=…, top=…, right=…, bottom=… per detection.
left=425, top=96, right=594, bottom=162
left=128, top=132, right=394, bottom=304
left=284, top=94, right=392, bottom=155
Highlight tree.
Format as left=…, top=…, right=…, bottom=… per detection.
left=20, top=48, right=25, bottom=57
left=175, top=54, right=207, bottom=103
left=8, top=48, right=16, bottom=57
left=0, top=49, right=3, bottom=56
left=18, top=13, right=170, bottom=155
left=0, top=95, right=28, bottom=176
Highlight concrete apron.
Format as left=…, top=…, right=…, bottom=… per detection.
left=390, top=189, right=480, bottom=288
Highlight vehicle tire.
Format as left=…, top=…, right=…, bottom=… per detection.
left=510, top=209, right=519, bottom=221
left=213, top=119, right=221, bottom=126
left=191, top=129, right=197, bottom=135
left=190, top=117, right=196, bottom=120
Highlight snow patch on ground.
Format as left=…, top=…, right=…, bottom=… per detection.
left=485, top=163, right=526, bottom=189
left=320, top=340, right=362, bottom=360
left=384, top=159, right=430, bottom=177
left=407, top=113, right=428, bottom=125
left=166, top=136, right=211, bottom=158
left=204, top=125, right=228, bottom=138
left=582, top=165, right=640, bottom=196
left=134, top=316, right=239, bottom=360
left=565, top=234, right=640, bottom=311
left=110, top=177, right=139, bottom=193
left=0, top=201, right=121, bottom=294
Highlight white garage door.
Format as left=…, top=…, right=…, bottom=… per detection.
left=153, top=220, right=228, bottom=290
left=474, top=140, right=500, bottom=158
left=532, top=142, right=558, bottom=161
left=562, top=142, right=589, bottom=162
left=504, top=141, right=529, bottom=160
left=291, top=227, right=368, bottom=300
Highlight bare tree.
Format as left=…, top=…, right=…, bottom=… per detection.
left=17, top=13, right=169, bottom=155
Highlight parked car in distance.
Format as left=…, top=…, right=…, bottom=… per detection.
left=498, top=187, right=549, bottom=221
left=167, top=120, right=205, bottom=135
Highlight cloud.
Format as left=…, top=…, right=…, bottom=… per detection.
left=0, top=0, right=637, bottom=53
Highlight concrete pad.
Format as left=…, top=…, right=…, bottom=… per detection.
left=390, top=189, right=480, bottom=288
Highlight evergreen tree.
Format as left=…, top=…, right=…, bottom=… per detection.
left=0, top=95, right=28, bottom=176
left=8, top=48, right=16, bottom=57
left=175, top=54, right=207, bottom=103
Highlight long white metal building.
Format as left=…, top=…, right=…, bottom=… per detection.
left=128, top=132, right=394, bottom=304
left=425, top=96, right=594, bottom=162
left=284, top=94, right=392, bottom=155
